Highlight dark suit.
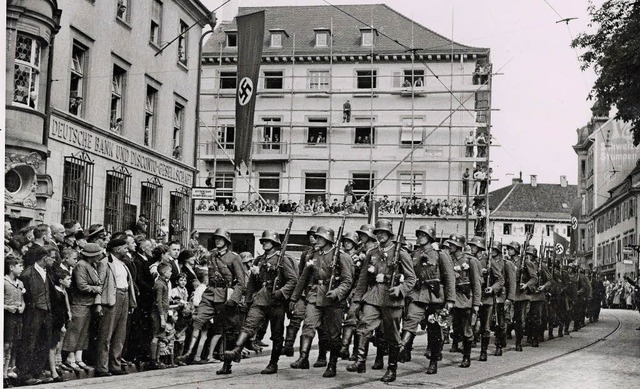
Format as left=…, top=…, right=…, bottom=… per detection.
left=128, top=253, right=154, bottom=361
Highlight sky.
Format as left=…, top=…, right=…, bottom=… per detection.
left=202, top=0, right=603, bottom=189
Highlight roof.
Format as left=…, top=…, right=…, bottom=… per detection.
left=489, top=183, right=578, bottom=221
left=203, top=4, right=488, bottom=57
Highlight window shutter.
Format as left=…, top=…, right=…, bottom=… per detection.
left=392, top=71, right=402, bottom=88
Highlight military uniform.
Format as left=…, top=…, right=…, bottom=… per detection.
left=476, top=240, right=505, bottom=360
left=588, top=273, right=604, bottom=323
left=572, top=266, right=592, bottom=331
left=526, top=248, right=553, bottom=347
left=289, top=227, right=353, bottom=377
left=348, top=219, right=416, bottom=382
left=502, top=241, right=518, bottom=347
left=399, top=225, right=455, bottom=374
left=512, top=246, right=537, bottom=351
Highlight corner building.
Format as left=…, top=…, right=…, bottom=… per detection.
left=42, top=0, right=209, bottom=241
left=195, top=4, right=493, bottom=254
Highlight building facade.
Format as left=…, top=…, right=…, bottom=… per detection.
left=13, top=0, right=211, bottom=241
left=195, top=4, right=493, bottom=254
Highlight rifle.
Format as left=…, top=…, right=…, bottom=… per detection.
left=273, top=215, right=294, bottom=293
left=327, top=214, right=347, bottom=291
left=518, top=226, right=534, bottom=286
left=485, top=224, right=495, bottom=289
left=390, top=207, right=408, bottom=288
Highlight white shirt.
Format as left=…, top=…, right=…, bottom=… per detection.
left=110, top=255, right=129, bottom=289
left=34, top=262, right=47, bottom=283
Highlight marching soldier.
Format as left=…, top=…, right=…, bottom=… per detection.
left=289, top=226, right=353, bottom=378
left=589, top=271, right=605, bottom=323
left=526, top=247, right=552, bottom=347
left=347, top=219, right=416, bottom=383
left=476, top=239, right=505, bottom=360
left=513, top=243, right=537, bottom=351
left=398, top=225, right=455, bottom=374
left=224, top=230, right=298, bottom=374
left=282, top=226, right=319, bottom=357
left=547, top=261, right=564, bottom=339
left=339, top=232, right=362, bottom=360
left=570, top=263, right=591, bottom=331
left=502, top=242, right=518, bottom=348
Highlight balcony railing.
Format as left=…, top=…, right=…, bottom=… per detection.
left=199, top=141, right=289, bottom=160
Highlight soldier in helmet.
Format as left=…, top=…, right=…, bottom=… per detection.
left=444, top=234, right=481, bottom=368
left=347, top=219, right=416, bottom=383
left=570, top=263, right=591, bottom=331
left=224, top=230, right=298, bottom=374
left=282, top=226, right=320, bottom=358
left=512, top=243, right=537, bottom=351
left=289, top=226, right=353, bottom=378
left=502, top=242, right=519, bottom=347
left=398, top=225, right=455, bottom=375
left=475, top=239, right=505, bottom=360
left=526, top=246, right=553, bottom=347
left=339, top=231, right=362, bottom=360
left=179, top=228, right=245, bottom=375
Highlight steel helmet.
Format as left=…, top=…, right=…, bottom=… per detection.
left=259, top=230, right=281, bottom=246
left=490, top=241, right=502, bottom=252
left=468, top=236, right=487, bottom=251
left=415, top=225, right=436, bottom=240
left=356, top=224, right=376, bottom=240
left=212, top=228, right=232, bottom=244
left=445, top=234, right=466, bottom=248
left=307, top=225, right=319, bottom=236
left=314, top=226, right=335, bottom=244
left=525, top=245, right=538, bottom=258
left=373, top=219, right=394, bottom=236
left=505, top=241, right=521, bottom=252
left=342, top=232, right=360, bottom=245
left=239, top=251, right=254, bottom=264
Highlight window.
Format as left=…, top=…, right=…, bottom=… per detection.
left=117, top=0, right=130, bottom=23
left=361, top=29, right=374, bottom=46
left=270, top=32, right=283, bottom=48
left=178, top=20, right=188, bottom=65
left=305, top=172, right=327, bottom=203
left=264, top=71, right=283, bottom=89
left=173, top=102, right=184, bottom=155
left=352, top=173, right=374, bottom=200
left=220, top=71, right=237, bottom=89
left=110, top=65, right=126, bottom=133
left=104, top=168, right=132, bottom=233
left=524, top=223, right=534, bottom=235
left=354, top=118, right=375, bottom=144
left=307, top=118, right=328, bottom=144
left=356, top=70, right=377, bottom=89
left=141, top=178, right=163, bottom=239
left=308, top=70, right=329, bottom=90
left=315, top=31, right=329, bottom=47
left=150, top=0, right=163, bottom=46
left=403, top=69, right=424, bottom=87
left=263, top=118, right=281, bottom=149
left=399, top=173, right=423, bottom=198
left=69, top=42, right=86, bottom=116
left=503, top=223, right=512, bottom=235
left=144, top=85, right=158, bottom=147
left=218, top=124, right=235, bottom=149
left=259, top=172, right=280, bottom=203
left=215, top=173, right=234, bottom=203
left=62, top=152, right=94, bottom=228
left=546, top=224, right=555, bottom=236
left=401, top=117, right=424, bottom=146
left=226, top=32, right=237, bottom=48
left=170, top=188, right=190, bottom=244
left=13, top=34, right=40, bottom=109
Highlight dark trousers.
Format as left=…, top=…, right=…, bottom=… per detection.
left=242, top=304, right=286, bottom=345
left=528, top=300, right=544, bottom=330
left=452, top=307, right=473, bottom=341
left=356, top=303, right=403, bottom=346
left=96, top=290, right=129, bottom=373
left=285, top=299, right=305, bottom=337
left=127, top=304, right=152, bottom=361
left=403, top=302, right=444, bottom=358
left=513, top=300, right=529, bottom=334
left=479, top=304, right=494, bottom=337
left=18, top=307, right=52, bottom=379
left=572, top=299, right=586, bottom=326
left=493, top=303, right=505, bottom=343
left=302, top=303, right=343, bottom=349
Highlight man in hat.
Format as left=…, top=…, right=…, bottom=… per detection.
left=94, top=237, right=137, bottom=377
left=512, top=243, right=537, bottom=351
left=347, top=219, right=416, bottom=383
left=526, top=246, right=553, bottom=347
left=86, top=224, right=108, bottom=248
left=475, top=240, right=505, bottom=360
left=502, top=242, right=519, bottom=346
left=398, top=225, right=455, bottom=374
left=289, top=226, right=353, bottom=378
left=224, top=230, right=298, bottom=374
left=443, top=234, right=481, bottom=368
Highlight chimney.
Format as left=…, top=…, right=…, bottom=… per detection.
left=512, top=171, right=523, bottom=185
left=530, top=175, right=537, bottom=187
left=560, top=175, right=568, bottom=187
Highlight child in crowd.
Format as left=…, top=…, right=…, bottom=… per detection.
left=160, top=310, right=178, bottom=367
left=59, top=247, right=78, bottom=274
left=170, top=273, right=190, bottom=366
left=150, top=263, right=172, bottom=369
left=4, top=256, right=25, bottom=380
left=49, top=268, right=72, bottom=382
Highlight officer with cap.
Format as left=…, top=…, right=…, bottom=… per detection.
left=444, top=234, right=481, bottom=368
left=502, top=242, right=519, bottom=346
left=398, top=225, right=455, bottom=375
left=347, top=219, right=416, bottom=383
left=475, top=239, right=505, bottom=360
left=225, top=230, right=298, bottom=374
left=339, top=232, right=363, bottom=360
left=282, top=226, right=320, bottom=358
left=289, top=226, right=353, bottom=378
left=512, top=243, right=537, bottom=351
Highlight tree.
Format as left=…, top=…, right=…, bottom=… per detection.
left=572, top=0, right=640, bottom=145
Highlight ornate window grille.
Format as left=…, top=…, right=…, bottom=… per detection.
left=62, top=152, right=94, bottom=227
left=104, top=166, right=132, bottom=233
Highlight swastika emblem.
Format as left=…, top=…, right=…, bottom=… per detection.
left=238, top=77, right=254, bottom=106
left=555, top=243, right=564, bottom=255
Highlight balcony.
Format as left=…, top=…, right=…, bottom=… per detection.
left=198, top=141, right=288, bottom=161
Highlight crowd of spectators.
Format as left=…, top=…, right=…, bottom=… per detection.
left=604, top=278, right=638, bottom=310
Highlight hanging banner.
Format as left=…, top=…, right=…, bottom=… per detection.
left=234, top=11, right=265, bottom=173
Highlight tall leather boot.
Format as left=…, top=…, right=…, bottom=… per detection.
left=548, top=323, right=555, bottom=340
left=216, top=360, right=232, bottom=375
left=282, top=327, right=297, bottom=357
left=290, top=336, right=312, bottom=369
left=531, top=324, right=539, bottom=347
left=371, top=341, right=385, bottom=370
left=346, top=334, right=368, bottom=373
left=515, top=327, right=523, bottom=352
left=450, top=339, right=461, bottom=353
left=380, top=345, right=398, bottom=383
left=339, top=327, right=355, bottom=360
left=313, top=338, right=327, bottom=367
left=223, top=332, right=250, bottom=362
left=398, top=331, right=414, bottom=364
left=349, top=334, right=359, bottom=361
left=557, top=324, right=564, bottom=338
left=459, top=340, right=471, bottom=368
left=322, top=347, right=339, bottom=378
left=261, top=343, right=282, bottom=374
left=478, top=335, right=489, bottom=361
left=426, top=341, right=440, bottom=374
